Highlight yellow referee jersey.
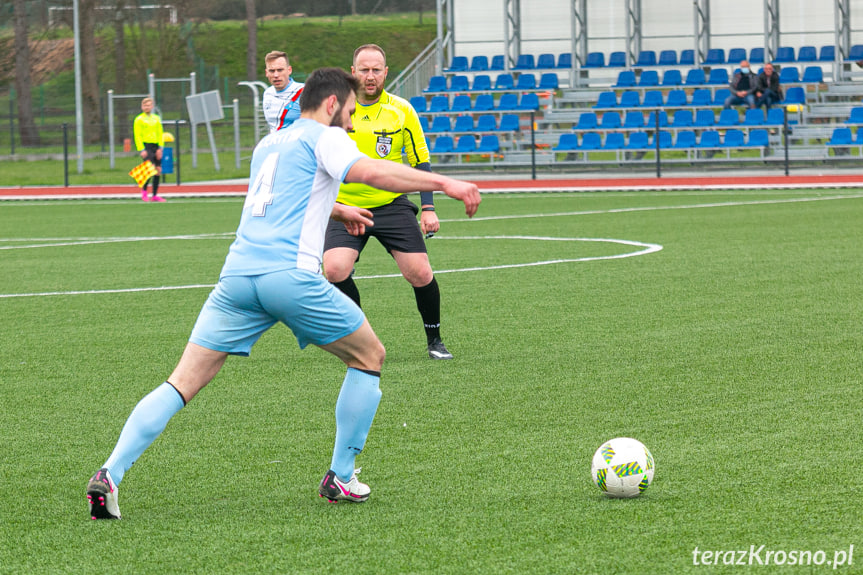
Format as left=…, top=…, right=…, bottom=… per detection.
left=338, top=90, right=430, bottom=208
left=133, top=112, right=163, bottom=151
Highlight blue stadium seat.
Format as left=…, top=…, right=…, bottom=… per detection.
left=496, top=93, right=519, bottom=110
left=449, top=75, right=470, bottom=92
left=444, top=56, right=468, bottom=72
left=431, top=135, right=454, bottom=154
left=428, top=95, right=449, bottom=113
left=626, top=132, right=650, bottom=150
left=451, top=95, right=472, bottom=112
left=624, top=111, right=645, bottom=129
left=672, top=109, right=694, bottom=128
left=538, top=73, right=559, bottom=90
left=727, top=48, right=747, bottom=64
left=600, top=111, right=622, bottom=130
left=498, top=114, right=520, bottom=132
left=723, top=129, right=746, bottom=148
left=614, top=70, right=637, bottom=88
left=783, top=86, right=807, bottom=105
left=743, top=108, right=765, bottom=126
left=779, top=67, right=799, bottom=84
left=690, top=89, right=712, bottom=107
left=608, top=51, right=627, bottom=67
left=665, top=89, right=688, bottom=107
left=674, top=131, right=697, bottom=149
left=476, top=114, right=497, bottom=132
left=515, top=74, right=536, bottom=90
left=797, top=46, right=817, bottom=62
left=490, top=55, right=506, bottom=70
left=469, top=55, right=489, bottom=72
left=419, top=116, right=429, bottom=132
left=473, top=94, right=495, bottom=111
left=638, top=70, right=659, bottom=87
left=579, top=132, right=602, bottom=150
left=584, top=52, right=605, bottom=68
left=642, top=90, right=664, bottom=108
left=847, top=107, right=863, bottom=124
left=748, top=129, right=770, bottom=147
left=603, top=132, right=627, bottom=150
left=428, top=116, right=452, bottom=133
left=717, top=108, right=740, bottom=126
left=594, top=91, right=618, bottom=109
left=575, top=112, right=598, bottom=130
left=658, top=50, right=678, bottom=66
left=694, top=109, right=715, bottom=127
left=513, top=54, right=536, bottom=70
left=774, top=46, right=795, bottom=63
left=452, top=115, right=475, bottom=133
left=713, top=88, right=732, bottom=106
left=847, top=45, right=863, bottom=62
left=827, top=127, right=853, bottom=146
left=765, top=108, right=785, bottom=125
left=651, top=131, right=673, bottom=148
left=684, top=68, right=706, bottom=86
left=472, top=74, right=492, bottom=91
left=537, top=53, right=556, bottom=69
left=410, top=96, right=427, bottom=113
left=477, top=134, right=500, bottom=153
left=749, top=47, right=765, bottom=64
left=661, top=69, right=683, bottom=86
left=680, top=49, right=695, bottom=66
left=704, top=48, right=725, bottom=65
left=455, top=135, right=477, bottom=153
left=819, top=45, right=835, bottom=62
left=517, top=93, right=540, bottom=111
left=554, top=133, right=580, bottom=151
left=619, top=90, right=641, bottom=108
left=646, top=110, right=669, bottom=127
left=698, top=130, right=721, bottom=149
left=425, top=75, right=447, bottom=93
left=636, top=50, right=657, bottom=67
left=494, top=73, right=514, bottom=90
left=707, top=68, right=729, bottom=85
left=801, top=66, right=823, bottom=83
left=557, top=53, right=572, bottom=69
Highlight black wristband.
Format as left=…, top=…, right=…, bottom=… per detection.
left=422, top=207, right=435, bottom=212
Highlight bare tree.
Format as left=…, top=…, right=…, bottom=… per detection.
left=13, top=0, right=40, bottom=146
left=245, top=0, right=257, bottom=81
left=79, top=0, right=102, bottom=144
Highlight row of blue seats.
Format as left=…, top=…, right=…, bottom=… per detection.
left=573, top=108, right=788, bottom=131
left=429, top=134, right=502, bottom=155
left=827, top=128, right=863, bottom=147
left=613, top=66, right=823, bottom=89
left=425, top=72, right=559, bottom=93
left=444, top=54, right=571, bottom=73
left=593, top=86, right=807, bottom=109
left=411, top=93, right=540, bottom=114
left=554, top=129, right=771, bottom=151
left=421, top=114, right=521, bottom=134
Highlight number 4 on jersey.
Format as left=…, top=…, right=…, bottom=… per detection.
left=245, top=152, right=279, bottom=217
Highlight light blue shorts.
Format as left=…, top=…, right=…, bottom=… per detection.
left=189, top=269, right=365, bottom=356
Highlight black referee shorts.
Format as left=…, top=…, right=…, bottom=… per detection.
left=143, top=142, right=161, bottom=168
left=324, top=195, right=427, bottom=257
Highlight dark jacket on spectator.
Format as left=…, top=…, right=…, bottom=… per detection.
left=729, top=70, right=756, bottom=93
left=755, top=71, right=782, bottom=99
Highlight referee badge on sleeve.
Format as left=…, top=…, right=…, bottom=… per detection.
left=376, top=136, right=393, bottom=158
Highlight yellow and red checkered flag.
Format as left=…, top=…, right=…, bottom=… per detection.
left=129, top=161, right=158, bottom=188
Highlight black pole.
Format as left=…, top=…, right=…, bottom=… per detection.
left=63, top=123, right=69, bottom=187
left=9, top=98, right=14, bottom=155
left=783, top=106, right=790, bottom=176
left=175, top=120, right=181, bottom=186
left=655, top=108, right=661, bottom=178
left=530, top=111, right=536, bottom=180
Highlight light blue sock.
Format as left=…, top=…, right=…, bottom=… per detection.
left=103, top=382, right=185, bottom=485
left=330, top=368, right=382, bottom=481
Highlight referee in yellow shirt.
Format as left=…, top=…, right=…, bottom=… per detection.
left=133, top=97, right=165, bottom=202
left=323, top=44, right=453, bottom=360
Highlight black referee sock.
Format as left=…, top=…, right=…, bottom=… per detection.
left=414, top=277, right=441, bottom=344
left=151, top=175, right=160, bottom=196
left=333, top=277, right=361, bottom=308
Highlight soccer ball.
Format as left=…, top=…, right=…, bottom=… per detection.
left=591, top=437, right=655, bottom=498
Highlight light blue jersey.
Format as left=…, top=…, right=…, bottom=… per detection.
left=221, top=118, right=365, bottom=278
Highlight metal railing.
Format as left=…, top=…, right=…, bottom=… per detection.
left=387, top=39, right=440, bottom=100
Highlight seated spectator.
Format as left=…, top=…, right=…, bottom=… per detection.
left=723, top=60, right=757, bottom=110
left=754, top=62, right=783, bottom=110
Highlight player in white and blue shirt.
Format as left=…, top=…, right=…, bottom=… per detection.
left=85, top=68, right=481, bottom=519
left=262, top=51, right=305, bottom=133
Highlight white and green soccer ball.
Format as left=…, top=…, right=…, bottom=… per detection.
left=591, top=437, right=655, bottom=498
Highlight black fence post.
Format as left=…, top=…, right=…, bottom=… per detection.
left=530, top=111, right=536, bottom=180
left=63, top=123, right=69, bottom=187
left=655, top=108, right=661, bottom=178
left=783, top=106, right=790, bottom=176
left=175, top=120, right=181, bottom=186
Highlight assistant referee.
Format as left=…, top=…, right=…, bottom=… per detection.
left=323, top=43, right=453, bottom=360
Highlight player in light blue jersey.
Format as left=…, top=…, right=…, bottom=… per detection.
left=262, top=51, right=305, bottom=133
left=86, top=67, right=481, bottom=519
